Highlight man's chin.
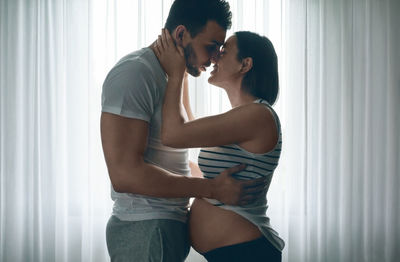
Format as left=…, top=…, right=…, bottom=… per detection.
left=186, top=66, right=201, bottom=77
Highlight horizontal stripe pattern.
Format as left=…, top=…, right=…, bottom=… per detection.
left=198, top=99, right=282, bottom=192
left=197, top=99, right=284, bottom=251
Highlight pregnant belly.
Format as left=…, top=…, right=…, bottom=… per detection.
left=189, top=198, right=262, bottom=253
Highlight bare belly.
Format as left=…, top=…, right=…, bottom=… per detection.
left=189, top=198, right=262, bottom=253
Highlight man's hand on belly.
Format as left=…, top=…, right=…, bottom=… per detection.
left=210, top=164, right=268, bottom=206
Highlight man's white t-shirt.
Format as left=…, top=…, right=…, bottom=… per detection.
left=102, top=47, right=190, bottom=223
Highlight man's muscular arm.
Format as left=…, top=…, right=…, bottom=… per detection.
left=100, top=112, right=264, bottom=205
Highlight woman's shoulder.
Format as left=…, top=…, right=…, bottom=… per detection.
left=230, top=100, right=276, bottom=127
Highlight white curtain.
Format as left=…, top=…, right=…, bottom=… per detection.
left=1, top=0, right=399, bottom=261
left=278, top=0, right=400, bottom=261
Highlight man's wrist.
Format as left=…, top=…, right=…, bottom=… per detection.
left=204, top=177, right=216, bottom=199
left=189, top=176, right=215, bottom=199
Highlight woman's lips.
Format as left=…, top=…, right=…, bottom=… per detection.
left=210, top=65, right=218, bottom=75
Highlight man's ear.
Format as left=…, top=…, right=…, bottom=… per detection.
left=174, top=25, right=187, bottom=46
left=240, top=57, right=253, bottom=74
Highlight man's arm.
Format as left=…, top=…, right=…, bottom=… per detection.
left=100, top=112, right=265, bottom=204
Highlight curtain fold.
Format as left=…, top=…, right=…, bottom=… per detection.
left=1, top=0, right=399, bottom=261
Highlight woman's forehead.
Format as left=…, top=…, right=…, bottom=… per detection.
left=223, top=35, right=237, bottom=48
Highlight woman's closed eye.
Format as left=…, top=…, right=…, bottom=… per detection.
left=217, top=49, right=226, bottom=59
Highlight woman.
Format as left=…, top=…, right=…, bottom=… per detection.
left=154, top=29, right=284, bottom=261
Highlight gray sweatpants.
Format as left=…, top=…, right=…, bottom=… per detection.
left=106, top=216, right=190, bottom=262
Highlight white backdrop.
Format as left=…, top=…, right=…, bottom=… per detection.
left=0, top=0, right=399, bottom=261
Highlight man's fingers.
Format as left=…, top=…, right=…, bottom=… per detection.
left=238, top=195, right=257, bottom=206
left=221, top=164, right=246, bottom=176
left=243, top=183, right=265, bottom=195
left=242, top=176, right=269, bottom=188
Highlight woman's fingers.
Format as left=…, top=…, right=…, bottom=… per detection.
left=162, top=29, right=184, bottom=56
left=165, top=29, right=184, bottom=56
left=160, top=29, right=168, bottom=49
left=157, top=29, right=184, bottom=58
left=154, top=28, right=186, bottom=78
left=154, top=39, right=161, bottom=56
left=164, top=29, right=175, bottom=47
left=177, top=45, right=184, bottom=56
left=157, top=35, right=164, bottom=50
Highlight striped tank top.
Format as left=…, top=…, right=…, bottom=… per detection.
left=198, top=99, right=285, bottom=251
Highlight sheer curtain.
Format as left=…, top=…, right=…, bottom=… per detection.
left=279, top=0, right=400, bottom=261
left=0, top=0, right=399, bottom=262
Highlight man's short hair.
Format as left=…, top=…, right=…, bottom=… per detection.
left=165, top=0, right=232, bottom=37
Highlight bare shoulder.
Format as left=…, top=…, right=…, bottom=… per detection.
left=233, top=103, right=278, bottom=153
left=230, top=102, right=276, bottom=129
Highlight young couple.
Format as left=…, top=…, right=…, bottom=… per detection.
left=101, top=0, right=284, bottom=261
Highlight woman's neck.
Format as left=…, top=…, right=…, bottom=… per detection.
left=225, top=87, right=256, bottom=108
left=217, top=76, right=256, bottom=108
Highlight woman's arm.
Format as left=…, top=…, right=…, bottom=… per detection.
left=182, top=73, right=195, bottom=121
left=161, top=77, right=274, bottom=148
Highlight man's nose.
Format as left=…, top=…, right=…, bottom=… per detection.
left=211, top=53, right=220, bottom=64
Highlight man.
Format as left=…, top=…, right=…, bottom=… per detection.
left=101, top=0, right=267, bottom=261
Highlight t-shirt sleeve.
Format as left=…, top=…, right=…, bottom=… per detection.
left=101, top=60, right=158, bottom=122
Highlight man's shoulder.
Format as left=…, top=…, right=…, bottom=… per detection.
left=101, top=48, right=161, bottom=120
left=114, top=48, right=153, bottom=73
left=107, top=48, right=162, bottom=81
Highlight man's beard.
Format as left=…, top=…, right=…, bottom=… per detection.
left=183, top=43, right=201, bottom=77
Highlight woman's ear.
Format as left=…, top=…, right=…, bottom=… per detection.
left=174, top=25, right=187, bottom=46
left=240, top=57, right=253, bottom=74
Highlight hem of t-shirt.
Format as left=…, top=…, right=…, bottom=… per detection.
left=112, top=212, right=188, bottom=224
left=102, top=106, right=151, bottom=122
left=259, top=226, right=285, bottom=251
left=217, top=204, right=285, bottom=251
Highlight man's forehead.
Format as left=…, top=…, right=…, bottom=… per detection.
left=196, top=20, right=226, bottom=44
left=209, top=40, right=224, bottom=47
